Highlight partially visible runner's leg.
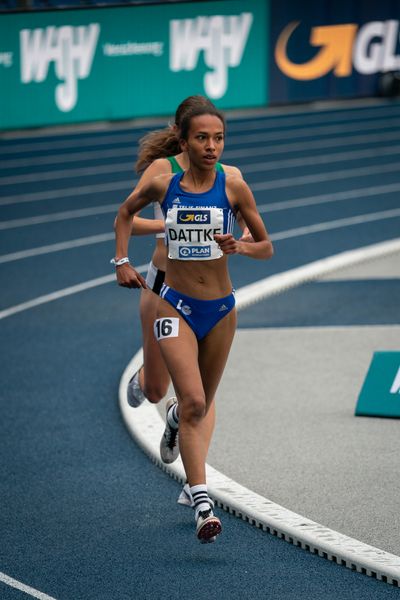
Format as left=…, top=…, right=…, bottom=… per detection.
left=127, top=366, right=146, bottom=407
left=160, top=396, right=179, bottom=463
left=156, top=297, right=236, bottom=542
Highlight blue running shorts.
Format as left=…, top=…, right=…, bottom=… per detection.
left=158, top=284, right=235, bottom=340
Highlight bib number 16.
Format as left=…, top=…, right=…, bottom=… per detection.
left=154, top=317, right=179, bottom=340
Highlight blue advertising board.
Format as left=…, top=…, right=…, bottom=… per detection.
left=270, top=0, right=400, bottom=104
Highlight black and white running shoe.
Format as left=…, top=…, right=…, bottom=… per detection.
left=195, top=508, right=222, bottom=543
left=160, top=397, right=179, bottom=464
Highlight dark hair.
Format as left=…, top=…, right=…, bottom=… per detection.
left=174, top=95, right=215, bottom=128
left=135, top=95, right=216, bottom=173
left=179, top=106, right=226, bottom=141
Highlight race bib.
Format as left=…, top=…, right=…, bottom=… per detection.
left=154, top=317, right=179, bottom=340
left=165, top=206, right=223, bottom=260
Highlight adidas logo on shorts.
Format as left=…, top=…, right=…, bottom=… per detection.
left=219, top=304, right=228, bottom=311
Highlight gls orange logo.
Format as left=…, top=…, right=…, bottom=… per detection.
left=275, top=20, right=400, bottom=80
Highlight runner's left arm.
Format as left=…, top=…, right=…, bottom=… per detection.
left=216, top=178, right=273, bottom=260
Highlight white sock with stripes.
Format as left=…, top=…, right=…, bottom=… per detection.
left=190, top=484, right=212, bottom=516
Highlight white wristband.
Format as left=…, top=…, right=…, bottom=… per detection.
left=110, top=257, right=130, bottom=267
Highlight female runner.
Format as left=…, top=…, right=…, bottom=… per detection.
left=126, top=96, right=244, bottom=410
left=114, top=104, right=273, bottom=542
left=122, top=97, right=250, bottom=508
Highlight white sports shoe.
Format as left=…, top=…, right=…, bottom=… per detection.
left=195, top=507, right=222, bottom=543
left=127, top=368, right=146, bottom=408
left=177, top=483, right=215, bottom=510
left=177, top=483, right=194, bottom=507
left=160, top=397, right=179, bottom=464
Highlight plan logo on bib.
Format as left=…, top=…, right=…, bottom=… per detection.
left=169, top=12, right=253, bottom=99
left=179, top=246, right=211, bottom=259
left=20, top=24, right=100, bottom=111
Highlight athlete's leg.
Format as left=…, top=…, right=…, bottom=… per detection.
left=157, top=299, right=236, bottom=485
left=192, top=310, right=236, bottom=464
left=198, top=308, right=237, bottom=416
left=200, top=399, right=215, bottom=459
left=156, top=298, right=210, bottom=484
left=139, top=288, right=170, bottom=403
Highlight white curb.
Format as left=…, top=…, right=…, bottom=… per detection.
left=119, top=238, right=400, bottom=586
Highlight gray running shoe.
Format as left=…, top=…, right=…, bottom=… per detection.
left=195, top=508, right=221, bottom=543
left=127, top=368, right=146, bottom=408
left=160, top=397, right=179, bottom=464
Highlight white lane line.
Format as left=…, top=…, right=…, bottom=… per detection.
left=1, top=157, right=398, bottom=213
left=2, top=142, right=399, bottom=190
left=224, top=129, right=400, bottom=160
left=0, top=263, right=148, bottom=321
left=1, top=131, right=398, bottom=208
left=0, top=132, right=140, bottom=155
left=2, top=119, right=399, bottom=186
left=120, top=238, right=400, bottom=585
left=2, top=128, right=398, bottom=172
left=228, top=116, right=400, bottom=146
left=0, top=204, right=120, bottom=230
left=0, top=180, right=134, bottom=208
left=270, top=208, right=400, bottom=241
left=3, top=171, right=400, bottom=234
left=1, top=102, right=397, bottom=154
left=0, top=161, right=134, bottom=186
left=235, top=238, right=400, bottom=308
left=1, top=146, right=137, bottom=169
left=0, top=233, right=114, bottom=264
left=0, top=571, right=57, bottom=600
left=2, top=110, right=398, bottom=157
left=257, top=181, right=400, bottom=214
left=234, top=119, right=400, bottom=144
left=0, top=97, right=395, bottom=138
left=226, top=103, right=400, bottom=132
left=2, top=106, right=400, bottom=168
left=242, top=144, right=400, bottom=174
left=251, top=161, right=400, bottom=191
left=2, top=208, right=399, bottom=265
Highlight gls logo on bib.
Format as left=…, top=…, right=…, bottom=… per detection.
left=178, top=210, right=211, bottom=224
left=170, top=13, right=253, bottom=99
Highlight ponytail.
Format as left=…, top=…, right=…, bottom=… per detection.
left=135, top=95, right=217, bottom=173
left=135, top=127, right=181, bottom=174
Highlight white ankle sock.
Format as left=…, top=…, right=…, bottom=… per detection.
left=190, top=484, right=211, bottom=514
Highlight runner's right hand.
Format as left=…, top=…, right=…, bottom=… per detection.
left=116, top=264, right=147, bottom=289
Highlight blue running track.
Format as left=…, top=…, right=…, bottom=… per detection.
left=1, top=99, right=399, bottom=599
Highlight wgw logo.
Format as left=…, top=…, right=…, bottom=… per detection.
left=20, top=24, right=100, bottom=112
left=170, top=13, right=253, bottom=99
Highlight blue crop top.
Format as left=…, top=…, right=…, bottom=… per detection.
left=161, top=171, right=236, bottom=261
